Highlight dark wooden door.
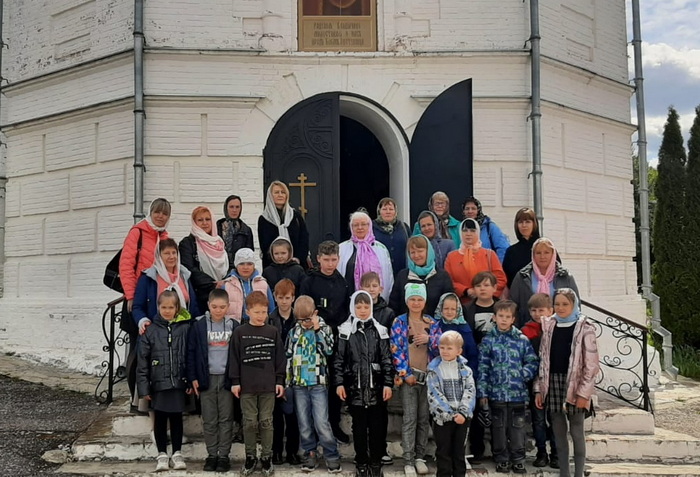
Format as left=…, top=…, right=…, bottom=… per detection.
left=263, top=94, right=341, bottom=259
left=409, top=79, right=474, bottom=220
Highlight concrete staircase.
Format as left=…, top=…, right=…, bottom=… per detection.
left=59, top=392, right=700, bottom=476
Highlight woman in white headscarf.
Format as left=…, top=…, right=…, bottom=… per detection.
left=258, top=180, right=310, bottom=269
left=179, top=206, right=230, bottom=312
left=338, top=211, right=394, bottom=301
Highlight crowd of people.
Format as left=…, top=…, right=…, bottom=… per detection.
left=118, top=187, right=600, bottom=477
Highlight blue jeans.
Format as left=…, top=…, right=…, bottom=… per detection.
left=531, top=401, right=557, bottom=455
left=293, top=385, right=340, bottom=461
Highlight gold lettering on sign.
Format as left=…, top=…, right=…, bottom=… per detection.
left=289, top=173, right=317, bottom=219
left=299, top=0, right=376, bottom=52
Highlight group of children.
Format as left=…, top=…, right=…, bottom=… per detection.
left=137, top=239, right=599, bottom=477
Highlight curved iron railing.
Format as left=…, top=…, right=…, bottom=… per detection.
left=94, top=297, right=129, bottom=404
left=581, top=300, right=654, bottom=413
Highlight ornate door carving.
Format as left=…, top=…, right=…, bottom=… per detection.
left=264, top=94, right=341, bottom=258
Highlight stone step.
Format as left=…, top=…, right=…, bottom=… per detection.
left=108, top=398, right=654, bottom=438
left=586, top=428, right=700, bottom=464
left=72, top=426, right=700, bottom=466
left=56, top=459, right=700, bottom=476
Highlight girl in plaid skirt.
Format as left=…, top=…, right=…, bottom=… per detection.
left=533, top=289, right=599, bottom=477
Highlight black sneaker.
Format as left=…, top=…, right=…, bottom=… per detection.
left=533, top=452, right=548, bottom=467
left=203, top=456, right=218, bottom=472
left=333, top=427, right=351, bottom=444
left=549, top=453, right=560, bottom=469
left=381, top=454, right=393, bottom=466
left=272, top=452, right=284, bottom=465
left=495, top=462, right=511, bottom=473
left=301, top=452, right=318, bottom=472
left=261, top=457, right=274, bottom=477
left=242, top=455, right=258, bottom=476
left=216, top=456, right=231, bottom=473
left=470, top=454, right=483, bottom=465
left=287, top=453, right=301, bottom=465
left=512, top=462, right=527, bottom=474
left=327, top=459, right=342, bottom=473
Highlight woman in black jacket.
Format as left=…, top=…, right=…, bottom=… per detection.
left=258, top=181, right=310, bottom=269
left=180, top=206, right=230, bottom=312
left=217, top=195, right=254, bottom=273
left=389, top=235, right=454, bottom=316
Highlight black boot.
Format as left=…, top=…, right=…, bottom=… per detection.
left=370, top=464, right=383, bottom=477
left=355, top=464, right=370, bottom=477
left=533, top=451, right=548, bottom=467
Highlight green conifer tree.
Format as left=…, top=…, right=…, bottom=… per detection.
left=652, top=107, right=690, bottom=344
left=684, top=106, right=700, bottom=345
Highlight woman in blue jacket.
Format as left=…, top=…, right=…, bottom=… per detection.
left=373, top=197, right=412, bottom=275
left=133, top=238, right=200, bottom=331
left=461, top=196, right=510, bottom=263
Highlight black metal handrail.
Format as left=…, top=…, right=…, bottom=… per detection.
left=581, top=299, right=654, bottom=413
left=94, top=296, right=128, bottom=404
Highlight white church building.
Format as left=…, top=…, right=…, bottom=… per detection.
left=0, top=0, right=641, bottom=372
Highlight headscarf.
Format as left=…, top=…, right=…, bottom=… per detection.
left=348, top=290, right=382, bottom=334
left=459, top=219, right=483, bottom=278
left=220, top=195, right=243, bottom=252
left=375, top=197, right=398, bottom=234
left=553, top=288, right=581, bottom=324
left=268, top=236, right=295, bottom=264
left=462, top=196, right=486, bottom=226
left=145, top=198, right=170, bottom=233
left=153, top=243, right=188, bottom=311
left=190, top=206, right=229, bottom=280
left=531, top=237, right=557, bottom=295
left=261, top=181, right=295, bottom=240
left=350, top=211, right=383, bottom=291
left=407, top=235, right=436, bottom=278
left=429, top=191, right=452, bottom=239
left=417, top=210, right=443, bottom=239
left=434, top=292, right=466, bottom=325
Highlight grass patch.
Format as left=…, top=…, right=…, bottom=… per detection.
left=674, top=345, right=700, bottom=379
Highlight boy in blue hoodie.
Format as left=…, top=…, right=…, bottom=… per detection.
left=477, top=300, right=538, bottom=474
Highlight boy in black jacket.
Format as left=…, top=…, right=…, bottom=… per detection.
left=229, top=291, right=286, bottom=477
left=187, top=288, right=238, bottom=472
left=299, top=240, right=350, bottom=443
left=334, top=291, right=394, bottom=477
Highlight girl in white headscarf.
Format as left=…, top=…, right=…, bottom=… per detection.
left=180, top=206, right=230, bottom=312
left=258, top=181, right=310, bottom=269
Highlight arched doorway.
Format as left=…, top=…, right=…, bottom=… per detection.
left=263, top=93, right=409, bottom=256
left=263, top=80, right=473, bottom=257
left=338, top=116, right=390, bottom=241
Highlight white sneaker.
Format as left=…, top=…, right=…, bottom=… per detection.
left=415, top=459, right=429, bottom=475
left=155, top=453, right=170, bottom=472
left=171, top=451, right=187, bottom=470
left=404, top=464, right=417, bottom=476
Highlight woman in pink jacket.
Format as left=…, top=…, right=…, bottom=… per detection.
left=118, top=198, right=171, bottom=402
left=534, top=288, right=599, bottom=477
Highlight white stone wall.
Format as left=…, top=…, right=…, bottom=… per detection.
left=0, top=0, right=641, bottom=372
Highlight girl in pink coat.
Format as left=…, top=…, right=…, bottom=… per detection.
left=534, top=288, right=599, bottom=477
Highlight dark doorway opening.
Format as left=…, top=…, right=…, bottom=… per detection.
left=339, top=115, right=390, bottom=241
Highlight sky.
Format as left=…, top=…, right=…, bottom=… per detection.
left=629, top=0, right=700, bottom=165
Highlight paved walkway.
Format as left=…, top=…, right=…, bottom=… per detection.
left=652, top=374, right=700, bottom=439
